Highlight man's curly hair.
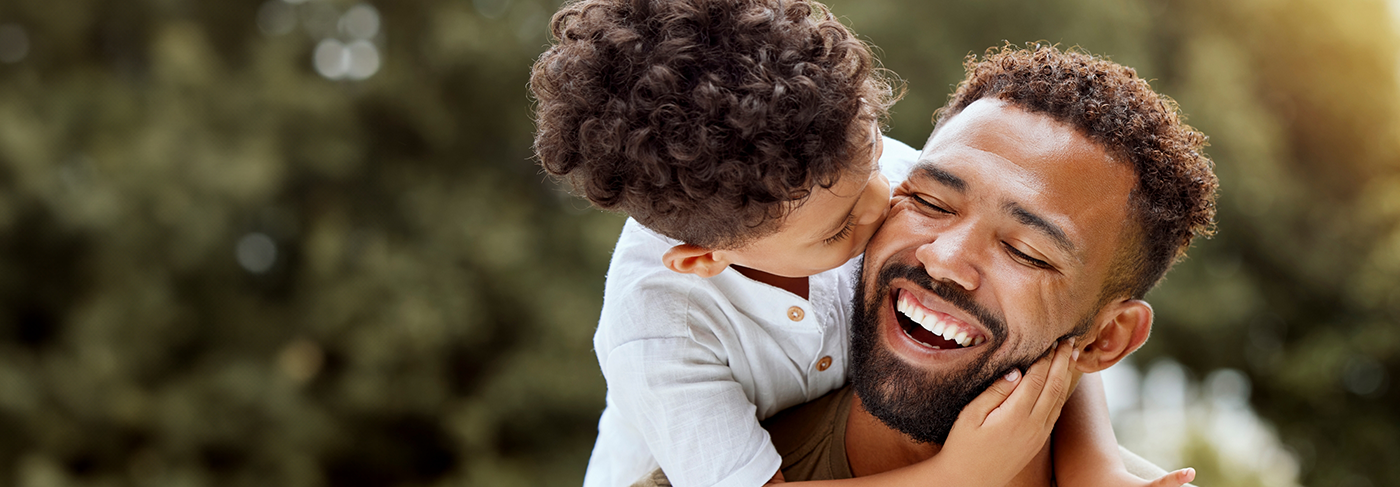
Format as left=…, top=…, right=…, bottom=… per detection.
left=936, top=44, right=1219, bottom=300
left=530, top=0, right=898, bottom=249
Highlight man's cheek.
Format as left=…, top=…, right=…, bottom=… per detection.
left=862, top=214, right=907, bottom=263
left=995, top=263, right=1068, bottom=336
left=1029, top=276, right=1084, bottom=338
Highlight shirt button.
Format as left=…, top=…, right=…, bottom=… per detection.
left=787, top=306, right=805, bottom=321
left=817, top=356, right=833, bottom=371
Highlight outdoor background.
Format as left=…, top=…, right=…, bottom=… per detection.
left=0, top=0, right=1397, bottom=485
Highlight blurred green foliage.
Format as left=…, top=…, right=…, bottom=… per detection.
left=0, top=0, right=1396, bottom=486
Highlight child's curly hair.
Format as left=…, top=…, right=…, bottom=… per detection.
left=938, top=44, right=1219, bottom=299
left=530, top=0, right=899, bottom=249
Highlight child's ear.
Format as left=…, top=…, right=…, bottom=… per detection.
left=662, top=244, right=733, bottom=278
left=1076, top=299, right=1153, bottom=373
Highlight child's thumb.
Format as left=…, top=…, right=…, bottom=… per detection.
left=958, top=368, right=1022, bottom=425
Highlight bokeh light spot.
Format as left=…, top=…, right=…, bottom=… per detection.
left=344, top=40, right=380, bottom=80
left=1342, top=356, right=1389, bottom=396
left=314, top=38, right=378, bottom=81
left=1143, top=359, right=1190, bottom=409
left=257, top=1, right=298, bottom=37
left=313, top=39, right=348, bottom=79
left=236, top=233, right=278, bottom=274
left=341, top=4, right=381, bottom=40
left=0, top=24, right=29, bottom=63
left=1205, top=368, right=1251, bottom=409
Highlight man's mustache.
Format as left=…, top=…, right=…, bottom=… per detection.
left=875, top=262, right=1008, bottom=345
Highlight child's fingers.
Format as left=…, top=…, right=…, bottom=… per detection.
left=1031, top=338, right=1076, bottom=428
left=957, top=368, right=1023, bottom=425
left=1144, top=468, right=1196, bottom=487
left=996, top=345, right=1056, bottom=419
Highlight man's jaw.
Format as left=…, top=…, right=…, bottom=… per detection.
left=852, top=260, right=1032, bottom=445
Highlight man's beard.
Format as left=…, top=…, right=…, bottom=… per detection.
left=849, top=260, right=1045, bottom=445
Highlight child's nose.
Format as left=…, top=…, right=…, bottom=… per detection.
left=855, top=173, right=891, bottom=225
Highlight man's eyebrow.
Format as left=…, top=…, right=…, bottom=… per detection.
left=1005, top=202, right=1078, bottom=257
left=913, top=165, right=967, bottom=193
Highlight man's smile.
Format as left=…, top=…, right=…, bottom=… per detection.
left=895, top=289, right=988, bottom=349
left=876, top=268, right=1007, bottom=371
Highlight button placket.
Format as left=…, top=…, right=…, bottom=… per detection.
left=787, top=306, right=804, bottom=322
left=817, top=278, right=840, bottom=373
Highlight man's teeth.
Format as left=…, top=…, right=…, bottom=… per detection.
left=896, top=293, right=985, bottom=347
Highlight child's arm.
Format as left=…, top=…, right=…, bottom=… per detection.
left=771, top=338, right=1080, bottom=486
left=1051, top=373, right=1197, bottom=487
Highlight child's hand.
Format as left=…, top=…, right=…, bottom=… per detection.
left=936, top=338, right=1078, bottom=486
left=1078, top=467, right=1197, bottom=487
left=1142, top=467, right=1198, bottom=487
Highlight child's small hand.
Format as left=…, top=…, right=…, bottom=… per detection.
left=1148, top=468, right=1197, bottom=487
left=1078, top=467, right=1197, bottom=487
left=937, top=338, right=1077, bottom=486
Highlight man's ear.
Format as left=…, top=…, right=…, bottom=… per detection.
left=1076, top=299, right=1153, bottom=373
left=662, top=244, right=733, bottom=278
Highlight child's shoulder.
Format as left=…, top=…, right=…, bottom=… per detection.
left=597, top=219, right=744, bottom=341
left=603, top=219, right=704, bottom=302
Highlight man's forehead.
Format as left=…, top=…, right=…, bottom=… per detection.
left=923, top=100, right=1129, bottom=197
left=924, top=100, right=1105, bottom=170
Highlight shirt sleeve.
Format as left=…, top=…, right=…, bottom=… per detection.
left=603, top=336, right=784, bottom=487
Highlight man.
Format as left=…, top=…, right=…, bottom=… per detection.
left=638, top=45, right=1217, bottom=485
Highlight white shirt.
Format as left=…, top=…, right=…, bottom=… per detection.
left=583, top=136, right=921, bottom=487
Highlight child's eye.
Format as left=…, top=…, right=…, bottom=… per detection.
left=824, top=215, right=857, bottom=245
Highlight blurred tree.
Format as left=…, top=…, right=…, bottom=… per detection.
left=0, top=0, right=616, bottom=485
left=0, top=0, right=1395, bottom=486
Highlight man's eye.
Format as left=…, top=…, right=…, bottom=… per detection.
left=911, top=194, right=953, bottom=214
left=1004, top=242, right=1052, bottom=269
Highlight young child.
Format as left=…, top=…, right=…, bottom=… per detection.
left=530, top=1, right=1197, bottom=486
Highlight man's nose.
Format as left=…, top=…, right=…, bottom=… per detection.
left=914, top=228, right=981, bottom=291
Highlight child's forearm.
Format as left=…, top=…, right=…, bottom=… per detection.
left=767, top=452, right=1008, bottom=487
left=1051, top=373, right=1127, bottom=483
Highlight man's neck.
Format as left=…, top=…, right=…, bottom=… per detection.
left=844, top=394, right=1056, bottom=486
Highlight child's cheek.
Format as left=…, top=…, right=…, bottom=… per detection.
left=851, top=212, right=889, bottom=257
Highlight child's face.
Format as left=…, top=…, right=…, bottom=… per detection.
left=723, top=134, right=892, bottom=278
